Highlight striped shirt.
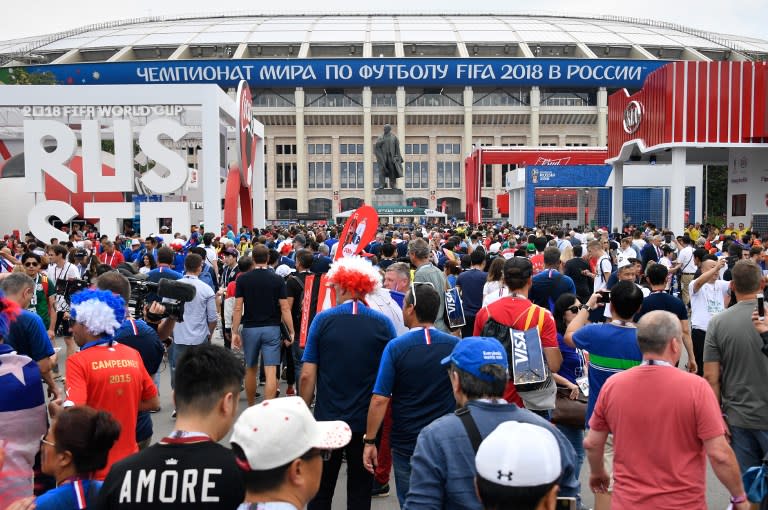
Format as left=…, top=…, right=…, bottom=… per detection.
left=572, top=323, right=642, bottom=426
left=0, top=345, right=47, bottom=508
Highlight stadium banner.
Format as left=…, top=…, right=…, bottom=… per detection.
left=19, top=58, right=668, bottom=88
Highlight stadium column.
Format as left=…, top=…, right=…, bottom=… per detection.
left=530, top=87, right=540, bottom=146
left=295, top=88, right=308, bottom=214
left=396, top=87, right=407, bottom=191
left=612, top=161, right=624, bottom=231
left=363, top=87, right=373, bottom=205
left=463, top=87, right=474, bottom=214
left=669, top=148, right=687, bottom=235
left=597, top=87, right=608, bottom=146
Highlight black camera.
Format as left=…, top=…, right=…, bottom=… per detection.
left=596, top=290, right=611, bottom=304
left=127, top=277, right=196, bottom=322
left=55, top=278, right=89, bottom=304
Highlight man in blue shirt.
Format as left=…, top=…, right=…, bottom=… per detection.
left=363, top=283, right=458, bottom=506
left=456, top=247, right=488, bottom=338
left=300, top=256, right=397, bottom=510
left=145, top=247, right=182, bottom=305
left=405, top=337, right=580, bottom=509
left=529, top=246, right=577, bottom=313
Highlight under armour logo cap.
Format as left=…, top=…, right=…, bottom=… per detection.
left=475, top=421, right=562, bottom=488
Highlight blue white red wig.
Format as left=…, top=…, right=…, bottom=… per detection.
left=0, top=290, right=21, bottom=339
left=326, top=256, right=381, bottom=297
left=70, top=289, right=125, bottom=336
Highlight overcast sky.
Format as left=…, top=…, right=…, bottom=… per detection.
left=0, top=0, right=765, bottom=42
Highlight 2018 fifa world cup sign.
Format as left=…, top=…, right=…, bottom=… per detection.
left=0, top=84, right=263, bottom=241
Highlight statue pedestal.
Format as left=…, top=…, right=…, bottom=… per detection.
left=373, top=188, right=404, bottom=208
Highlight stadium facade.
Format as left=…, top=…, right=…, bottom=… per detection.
left=2, top=13, right=767, bottom=222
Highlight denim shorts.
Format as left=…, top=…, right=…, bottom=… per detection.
left=241, top=326, right=281, bottom=367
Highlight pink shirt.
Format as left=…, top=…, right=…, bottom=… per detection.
left=589, top=364, right=726, bottom=509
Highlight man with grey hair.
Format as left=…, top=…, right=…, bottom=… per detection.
left=384, top=262, right=411, bottom=295
left=408, top=238, right=450, bottom=333
left=704, top=259, right=768, bottom=476
left=585, top=310, right=749, bottom=509
left=1, top=273, right=58, bottom=398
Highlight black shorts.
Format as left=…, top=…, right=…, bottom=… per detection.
left=56, top=311, right=71, bottom=337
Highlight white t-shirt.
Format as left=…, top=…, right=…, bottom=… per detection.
left=204, top=246, right=218, bottom=270
left=678, top=246, right=696, bottom=274
left=593, top=254, right=612, bottom=293
left=482, top=286, right=510, bottom=307
left=689, top=279, right=731, bottom=330
left=483, top=280, right=504, bottom=298
left=47, top=262, right=82, bottom=312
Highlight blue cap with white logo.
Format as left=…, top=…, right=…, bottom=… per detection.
left=441, top=337, right=508, bottom=382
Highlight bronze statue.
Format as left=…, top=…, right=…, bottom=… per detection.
left=374, top=124, right=403, bottom=189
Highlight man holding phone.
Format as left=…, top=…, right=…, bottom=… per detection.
left=704, top=260, right=768, bottom=475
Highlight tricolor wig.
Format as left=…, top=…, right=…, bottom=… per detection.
left=0, top=290, right=21, bottom=339
left=326, top=256, right=381, bottom=297
left=70, top=289, right=125, bottom=337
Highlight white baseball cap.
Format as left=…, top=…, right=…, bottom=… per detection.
left=475, top=421, right=562, bottom=487
left=231, top=397, right=351, bottom=470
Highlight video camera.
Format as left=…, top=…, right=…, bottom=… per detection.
left=127, top=277, right=196, bottom=322
left=55, top=278, right=90, bottom=304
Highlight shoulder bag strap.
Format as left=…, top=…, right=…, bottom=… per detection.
left=455, top=407, right=483, bottom=453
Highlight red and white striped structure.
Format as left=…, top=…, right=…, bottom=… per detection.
left=607, top=61, right=768, bottom=234
left=608, top=61, right=768, bottom=160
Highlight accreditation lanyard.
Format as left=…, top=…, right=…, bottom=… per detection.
left=160, top=430, right=212, bottom=444
left=641, top=359, right=674, bottom=367
left=80, top=338, right=113, bottom=350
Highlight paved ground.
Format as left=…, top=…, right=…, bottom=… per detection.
left=55, top=331, right=731, bottom=509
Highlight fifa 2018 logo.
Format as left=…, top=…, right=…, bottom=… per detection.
left=530, top=168, right=539, bottom=184
left=512, top=330, right=529, bottom=366
left=623, top=100, right=643, bottom=134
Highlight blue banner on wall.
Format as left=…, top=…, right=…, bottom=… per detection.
left=25, top=58, right=667, bottom=88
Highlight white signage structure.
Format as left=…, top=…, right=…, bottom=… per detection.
left=0, top=85, right=265, bottom=240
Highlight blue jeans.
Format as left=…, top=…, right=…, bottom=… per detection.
left=169, top=342, right=193, bottom=390
left=556, top=424, right=585, bottom=479
left=730, top=425, right=768, bottom=473
left=392, top=448, right=412, bottom=507
left=241, top=326, right=281, bottom=367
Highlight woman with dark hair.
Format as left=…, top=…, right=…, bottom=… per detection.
left=31, top=406, right=120, bottom=509
left=482, top=257, right=507, bottom=306
left=552, top=292, right=588, bottom=479
left=138, top=253, right=157, bottom=275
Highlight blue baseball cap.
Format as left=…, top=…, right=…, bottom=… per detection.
left=441, top=337, right=508, bottom=382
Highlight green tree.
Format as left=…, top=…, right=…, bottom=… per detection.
left=1, top=67, right=56, bottom=85
left=704, top=165, right=727, bottom=226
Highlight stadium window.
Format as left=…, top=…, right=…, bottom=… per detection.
left=276, top=162, right=297, bottom=189
left=437, top=161, right=461, bottom=189
left=340, top=162, right=364, bottom=189
left=405, top=162, right=428, bottom=189
left=482, top=164, right=493, bottom=188
left=308, top=162, right=332, bottom=189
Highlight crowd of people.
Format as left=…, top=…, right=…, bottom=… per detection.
left=0, top=218, right=766, bottom=510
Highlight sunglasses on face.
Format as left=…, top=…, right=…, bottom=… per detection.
left=24, top=262, right=39, bottom=267
left=566, top=306, right=580, bottom=314
left=68, top=318, right=79, bottom=328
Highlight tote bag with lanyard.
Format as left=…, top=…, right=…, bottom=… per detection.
left=481, top=302, right=556, bottom=411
